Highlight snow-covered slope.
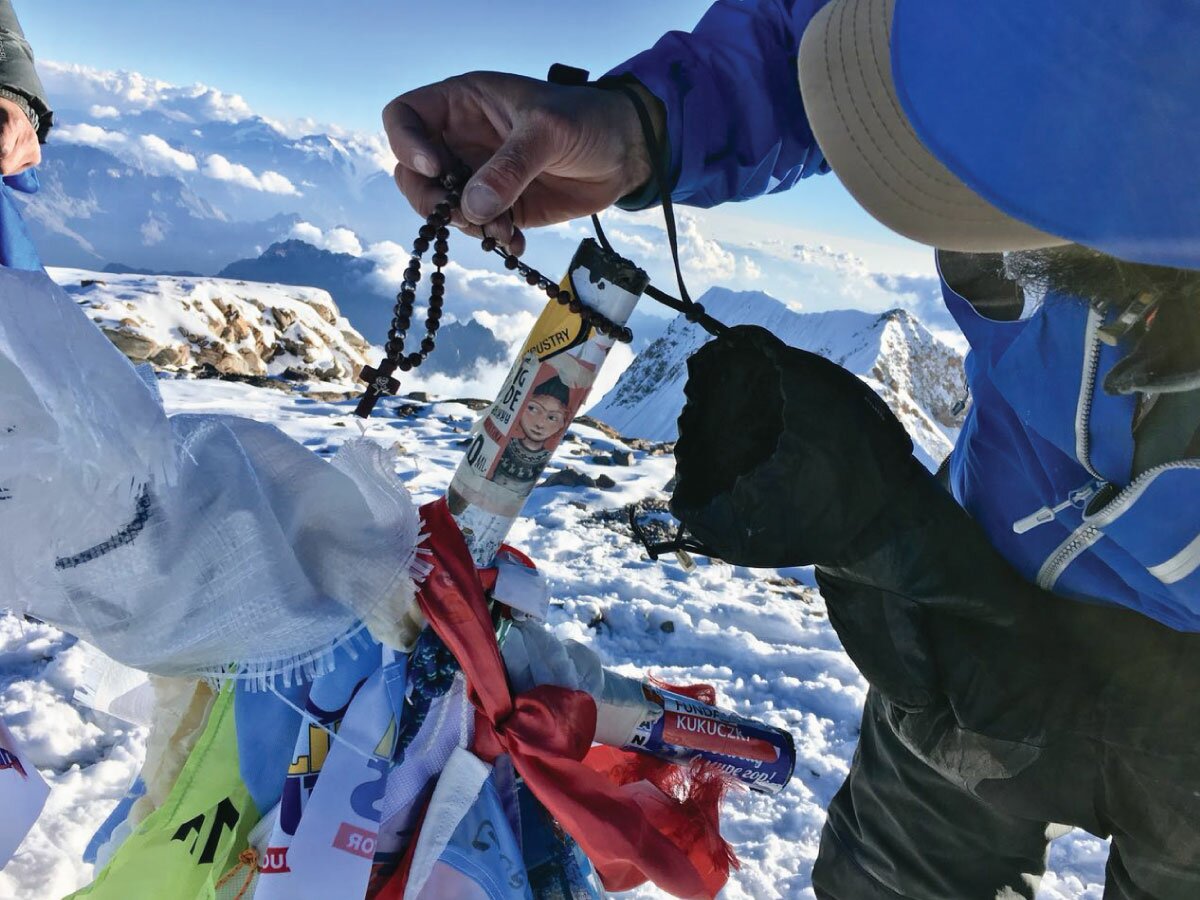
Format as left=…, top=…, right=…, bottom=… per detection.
left=48, top=267, right=373, bottom=389
left=589, top=287, right=967, bottom=469
left=0, top=379, right=1107, bottom=900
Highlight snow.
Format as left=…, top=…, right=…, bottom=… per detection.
left=0, top=377, right=1108, bottom=898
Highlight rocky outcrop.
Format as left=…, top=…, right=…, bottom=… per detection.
left=49, top=267, right=373, bottom=390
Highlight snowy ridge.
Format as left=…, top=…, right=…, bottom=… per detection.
left=589, top=287, right=967, bottom=469
left=48, top=267, right=372, bottom=389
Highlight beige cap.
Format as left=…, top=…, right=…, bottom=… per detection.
left=798, top=0, right=1068, bottom=252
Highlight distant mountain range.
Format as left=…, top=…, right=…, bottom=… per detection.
left=589, top=286, right=967, bottom=469
left=19, top=62, right=955, bottom=392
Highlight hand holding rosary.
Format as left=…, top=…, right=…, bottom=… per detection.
left=354, top=168, right=634, bottom=418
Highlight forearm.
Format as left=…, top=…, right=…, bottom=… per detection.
left=606, top=0, right=831, bottom=208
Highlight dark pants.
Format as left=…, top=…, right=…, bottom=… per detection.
left=810, top=592, right=1200, bottom=899
left=810, top=473, right=1200, bottom=900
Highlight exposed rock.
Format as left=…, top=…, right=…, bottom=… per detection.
left=540, top=467, right=596, bottom=488
left=101, top=326, right=159, bottom=361
left=446, top=398, right=491, bottom=411
left=52, top=269, right=372, bottom=390
left=573, top=415, right=622, bottom=440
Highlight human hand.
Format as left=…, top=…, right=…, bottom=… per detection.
left=0, top=96, right=39, bottom=175
left=383, top=71, right=657, bottom=255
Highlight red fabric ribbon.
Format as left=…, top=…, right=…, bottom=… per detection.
left=410, top=497, right=729, bottom=899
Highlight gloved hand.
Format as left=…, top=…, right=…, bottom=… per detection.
left=670, top=324, right=918, bottom=568
left=383, top=71, right=661, bottom=254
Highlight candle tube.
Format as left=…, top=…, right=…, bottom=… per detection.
left=447, top=239, right=649, bottom=565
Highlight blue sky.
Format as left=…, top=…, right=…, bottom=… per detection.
left=19, top=0, right=930, bottom=273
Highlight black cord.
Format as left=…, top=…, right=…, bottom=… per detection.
left=595, top=77, right=727, bottom=337
left=547, top=64, right=728, bottom=336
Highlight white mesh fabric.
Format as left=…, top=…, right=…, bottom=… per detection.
left=0, top=267, right=423, bottom=680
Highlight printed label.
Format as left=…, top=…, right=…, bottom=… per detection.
left=625, top=686, right=796, bottom=795
left=333, top=823, right=378, bottom=859
left=260, top=847, right=291, bottom=874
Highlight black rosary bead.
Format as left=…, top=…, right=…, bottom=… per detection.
left=358, top=167, right=634, bottom=419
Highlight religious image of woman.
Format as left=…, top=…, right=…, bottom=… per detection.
left=492, top=375, right=572, bottom=490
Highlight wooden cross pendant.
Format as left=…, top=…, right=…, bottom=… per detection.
left=354, top=361, right=400, bottom=418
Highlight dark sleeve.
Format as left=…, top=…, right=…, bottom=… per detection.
left=605, top=0, right=831, bottom=209
left=0, top=1, right=52, bottom=141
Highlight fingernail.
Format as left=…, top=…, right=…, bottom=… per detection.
left=412, top=153, right=436, bottom=177
left=464, top=182, right=502, bottom=222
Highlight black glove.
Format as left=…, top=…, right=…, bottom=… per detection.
left=671, top=324, right=918, bottom=567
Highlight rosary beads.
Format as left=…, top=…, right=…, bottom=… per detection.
left=355, top=171, right=634, bottom=418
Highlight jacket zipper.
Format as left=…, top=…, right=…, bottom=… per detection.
left=1073, top=307, right=1105, bottom=481
left=1037, top=459, right=1200, bottom=590
left=1037, top=523, right=1103, bottom=589
left=1035, top=309, right=1106, bottom=588
left=1012, top=478, right=1103, bottom=535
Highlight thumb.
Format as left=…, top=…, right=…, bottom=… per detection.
left=461, top=121, right=556, bottom=225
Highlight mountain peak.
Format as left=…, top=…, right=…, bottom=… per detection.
left=589, top=288, right=966, bottom=470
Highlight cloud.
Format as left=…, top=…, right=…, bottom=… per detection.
left=41, top=61, right=253, bottom=124
left=202, top=153, right=300, bottom=195
left=137, top=134, right=197, bottom=172
left=470, top=309, right=538, bottom=347
left=288, top=221, right=364, bottom=256
left=53, top=124, right=198, bottom=175
left=53, top=122, right=127, bottom=150
left=42, top=60, right=393, bottom=176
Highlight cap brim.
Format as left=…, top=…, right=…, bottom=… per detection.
left=798, top=0, right=1068, bottom=253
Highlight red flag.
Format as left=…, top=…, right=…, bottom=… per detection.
left=391, top=498, right=732, bottom=899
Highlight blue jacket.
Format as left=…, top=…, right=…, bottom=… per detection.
left=613, top=0, right=1200, bottom=630
left=609, top=0, right=830, bottom=208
